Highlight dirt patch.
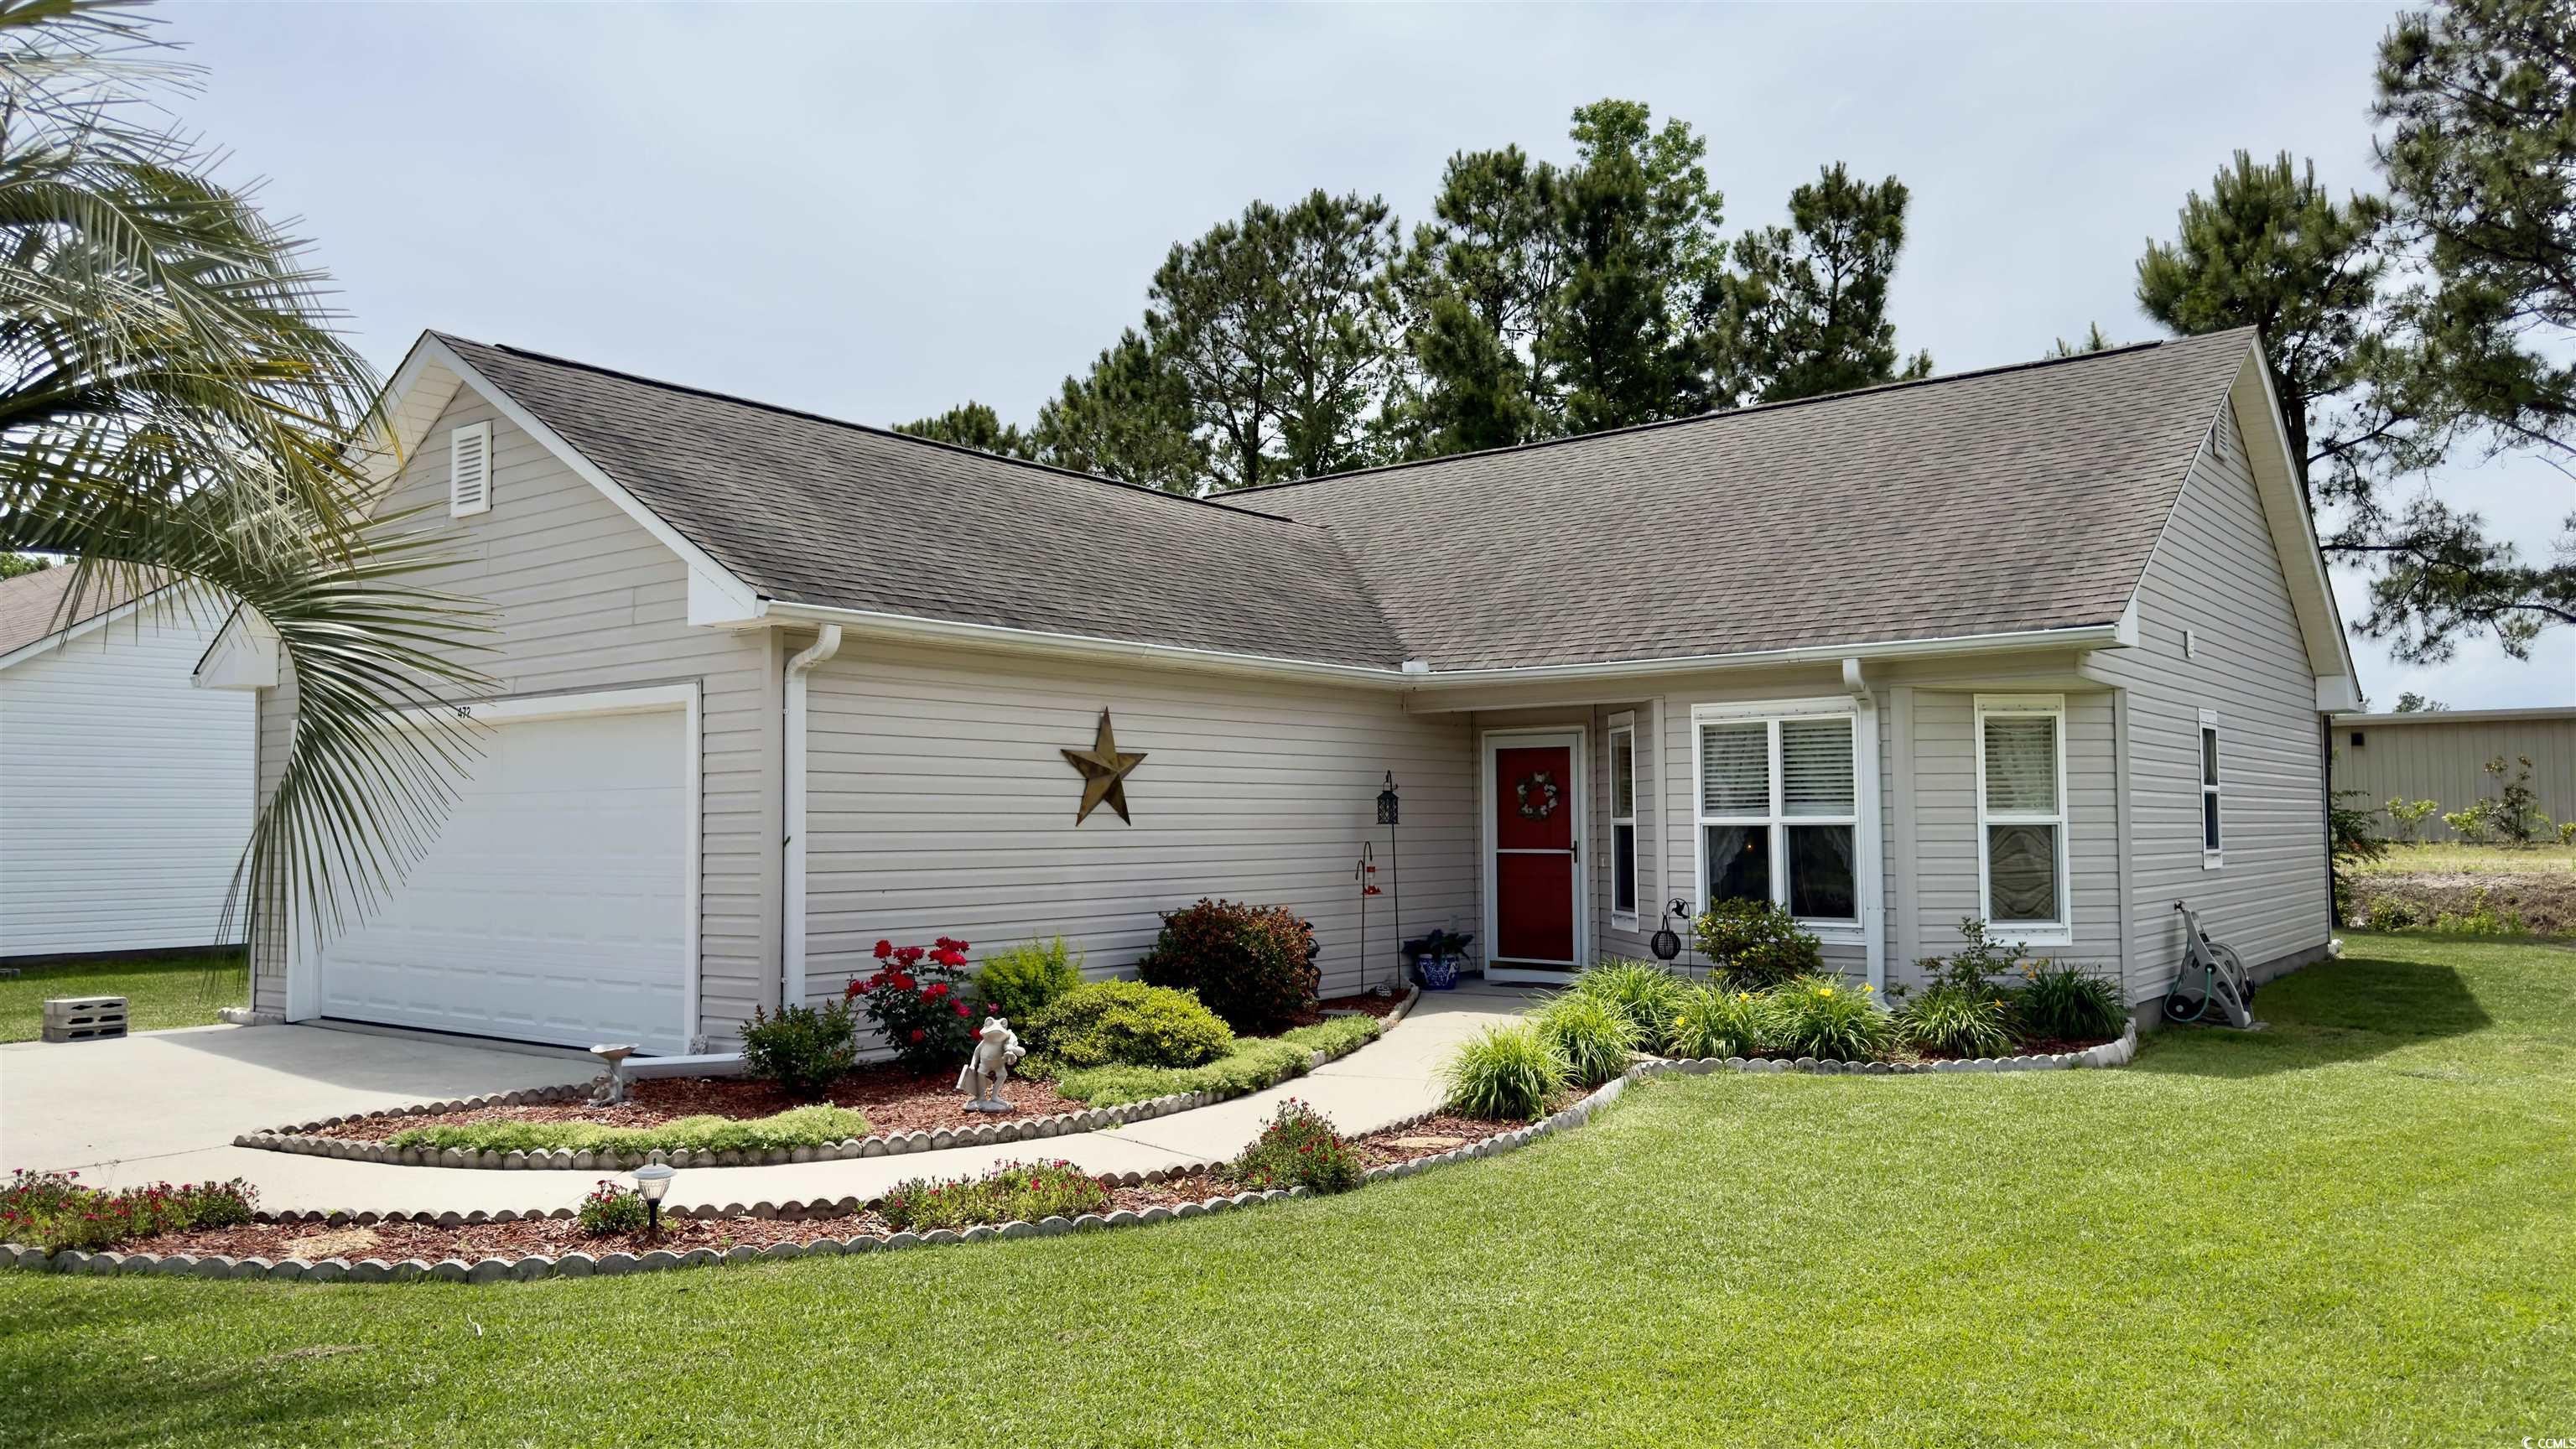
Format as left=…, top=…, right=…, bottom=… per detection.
left=1349, top=1112, right=1531, bottom=1167
left=2345, top=872, right=2576, bottom=935
left=307, top=1062, right=1091, bottom=1143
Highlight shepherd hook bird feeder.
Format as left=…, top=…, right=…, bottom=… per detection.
left=1375, top=771, right=1402, bottom=992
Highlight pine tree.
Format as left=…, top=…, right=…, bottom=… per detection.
left=2044, top=323, right=2117, bottom=357
left=1381, top=145, right=1566, bottom=457
left=893, top=402, right=1034, bottom=460
left=1710, top=164, right=1930, bottom=405
left=1031, top=330, right=1206, bottom=494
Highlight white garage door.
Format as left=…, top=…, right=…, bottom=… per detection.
left=313, top=704, right=690, bottom=1054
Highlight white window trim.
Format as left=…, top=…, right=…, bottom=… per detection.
left=1973, top=693, right=2072, bottom=948
left=1690, top=697, right=1868, bottom=947
left=449, top=420, right=493, bottom=517
left=1479, top=725, right=1589, bottom=984
left=1607, top=715, right=1638, bottom=929
left=2199, top=707, right=2224, bottom=869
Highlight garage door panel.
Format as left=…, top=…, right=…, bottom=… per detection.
left=314, top=708, right=688, bottom=1053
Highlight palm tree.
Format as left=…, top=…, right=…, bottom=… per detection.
left=1, top=0, right=488, bottom=959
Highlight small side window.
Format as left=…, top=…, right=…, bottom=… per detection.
left=2200, top=709, right=2223, bottom=865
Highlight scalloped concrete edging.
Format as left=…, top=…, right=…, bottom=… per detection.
left=230, top=988, right=1421, bottom=1171
left=0, top=1005, right=2132, bottom=1285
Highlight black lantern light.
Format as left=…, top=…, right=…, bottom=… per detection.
left=1649, top=897, right=1690, bottom=963
left=1375, top=771, right=1400, bottom=825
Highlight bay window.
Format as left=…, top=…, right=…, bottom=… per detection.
left=1695, top=705, right=1860, bottom=932
left=1976, top=695, right=2069, bottom=942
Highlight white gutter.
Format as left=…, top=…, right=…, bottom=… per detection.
left=754, top=599, right=2127, bottom=692
left=782, top=625, right=843, bottom=1010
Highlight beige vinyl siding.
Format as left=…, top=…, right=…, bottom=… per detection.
left=2091, top=398, right=2329, bottom=994
left=1902, top=688, right=2122, bottom=988
left=251, top=383, right=782, bottom=1044
left=2331, top=714, right=2576, bottom=839
left=803, top=641, right=1475, bottom=1010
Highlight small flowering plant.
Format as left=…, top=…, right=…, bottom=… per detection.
left=0, top=1167, right=257, bottom=1253
left=577, top=1179, right=650, bottom=1238
left=1224, top=1098, right=1360, bottom=1195
left=846, top=937, right=978, bottom=1072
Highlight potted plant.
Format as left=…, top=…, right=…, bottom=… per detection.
left=1404, top=928, right=1475, bottom=991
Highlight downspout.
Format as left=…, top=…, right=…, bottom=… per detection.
left=782, top=625, right=843, bottom=1010
left=1843, top=657, right=1887, bottom=997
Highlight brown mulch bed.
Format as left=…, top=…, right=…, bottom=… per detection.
left=1347, top=1111, right=1532, bottom=1168
left=304, top=1062, right=1090, bottom=1143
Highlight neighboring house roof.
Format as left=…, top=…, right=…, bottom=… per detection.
left=0, top=566, right=166, bottom=665
left=2334, top=706, right=2576, bottom=726
left=418, top=325, right=2296, bottom=677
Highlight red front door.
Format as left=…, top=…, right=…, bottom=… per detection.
left=1493, top=741, right=1578, bottom=967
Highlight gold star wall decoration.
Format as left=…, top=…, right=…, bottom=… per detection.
left=1062, top=709, right=1146, bottom=824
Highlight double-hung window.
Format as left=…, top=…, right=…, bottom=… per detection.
left=1695, top=705, right=1860, bottom=932
left=2199, top=709, right=2223, bottom=866
left=1976, top=695, right=2069, bottom=942
left=1608, top=722, right=1639, bottom=923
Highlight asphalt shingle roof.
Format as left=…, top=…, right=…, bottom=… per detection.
left=0, top=566, right=163, bottom=659
left=444, top=328, right=2257, bottom=674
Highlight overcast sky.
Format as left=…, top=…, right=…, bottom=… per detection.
left=164, top=2, right=2571, bottom=708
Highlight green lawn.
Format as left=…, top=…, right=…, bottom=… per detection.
left=2348, top=839, right=2575, bottom=875
left=3, top=934, right=2569, bottom=1447
left=0, top=953, right=245, bottom=1043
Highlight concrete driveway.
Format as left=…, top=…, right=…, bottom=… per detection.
left=0, top=1021, right=591, bottom=1187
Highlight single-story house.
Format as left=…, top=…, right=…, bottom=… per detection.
left=215, top=325, right=2356, bottom=1055
left=2330, top=705, right=2576, bottom=839
left=0, top=568, right=254, bottom=961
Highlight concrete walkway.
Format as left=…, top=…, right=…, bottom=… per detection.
left=0, top=989, right=1534, bottom=1216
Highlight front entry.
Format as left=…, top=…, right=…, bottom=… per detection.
left=1485, top=729, right=1585, bottom=983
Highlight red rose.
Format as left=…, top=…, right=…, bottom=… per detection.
left=924, top=982, right=948, bottom=998
left=909, top=1029, right=925, bottom=1042
left=953, top=1001, right=969, bottom=1016
left=874, top=940, right=894, bottom=960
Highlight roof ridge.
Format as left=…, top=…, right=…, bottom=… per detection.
left=434, top=333, right=1322, bottom=529
left=1232, top=327, right=2259, bottom=495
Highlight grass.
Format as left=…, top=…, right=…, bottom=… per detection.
left=1046, top=1014, right=1382, bottom=1105
left=382, top=1104, right=871, bottom=1156
left=2, top=934, right=2570, bottom=1446
left=0, top=953, right=244, bottom=1042
left=2348, top=840, right=2575, bottom=875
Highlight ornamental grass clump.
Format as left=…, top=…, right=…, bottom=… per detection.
left=1765, top=974, right=1897, bottom=1062
left=846, top=937, right=979, bottom=1072
left=2011, top=962, right=2127, bottom=1041
left=1441, top=1023, right=1570, bottom=1122
left=0, top=1168, right=257, bottom=1253
left=1894, top=984, right=2020, bottom=1059
left=1667, top=983, right=1773, bottom=1059
left=879, top=1161, right=1109, bottom=1232
left=1226, top=1099, right=1362, bottom=1194
left=576, top=1180, right=649, bottom=1238
left=1534, top=990, right=1637, bottom=1088
left=1024, top=979, right=1233, bottom=1070
left=1571, top=958, right=1688, bottom=1053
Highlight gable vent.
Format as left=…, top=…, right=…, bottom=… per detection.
left=449, top=421, right=493, bottom=517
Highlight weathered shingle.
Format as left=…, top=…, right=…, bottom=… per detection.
left=0, top=566, right=164, bottom=659
left=439, top=328, right=2257, bottom=674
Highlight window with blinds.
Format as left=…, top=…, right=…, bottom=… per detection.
left=1976, top=698, right=2067, bottom=933
left=1695, top=709, right=1859, bottom=925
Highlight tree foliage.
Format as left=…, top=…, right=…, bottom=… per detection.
left=0, top=550, right=49, bottom=578
left=1709, top=163, right=1932, bottom=405
left=892, top=401, right=1032, bottom=460
left=1031, top=329, right=1204, bottom=493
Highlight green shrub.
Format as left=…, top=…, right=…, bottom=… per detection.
left=1534, top=990, right=1637, bottom=1087
left=2432, top=886, right=2527, bottom=936
left=2365, top=896, right=2421, bottom=931
left=0, top=1169, right=257, bottom=1252
left=1895, top=984, right=2019, bottom=1057
left=846, top=937, right=978, bottom=1072
left=1693, top=900, right=1824, bottom=989
left=880, top=1161, right=1109, bottom=1232
left=2012, top=963, right=2126, bottom=1041
left=577, top=1180, right=649, bottom=1237
left=1571, top=959, right=1687, bottom=1053
left=385, top=1103, right=871, bottom=1156
left=740, top=998, right=858, bottom=1099
left=1666, top=983, right=1772, bottom=1059
left=1025, top=979, right=1233, bottom=1070
left=1226, top=1099, right=1362, bottom=1194
left=1441, top=1023, right=1569, bottom=1121
left=1050, top=1016, right=1380, bottom=1106
left=1765, top=974, right=1897, bottom=1062
left=1135, top=898, right=1320, bottom=1034
left=1917, top=917, right=2028, bottom=995
left=974, top=937, right=1084, bottom=1022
